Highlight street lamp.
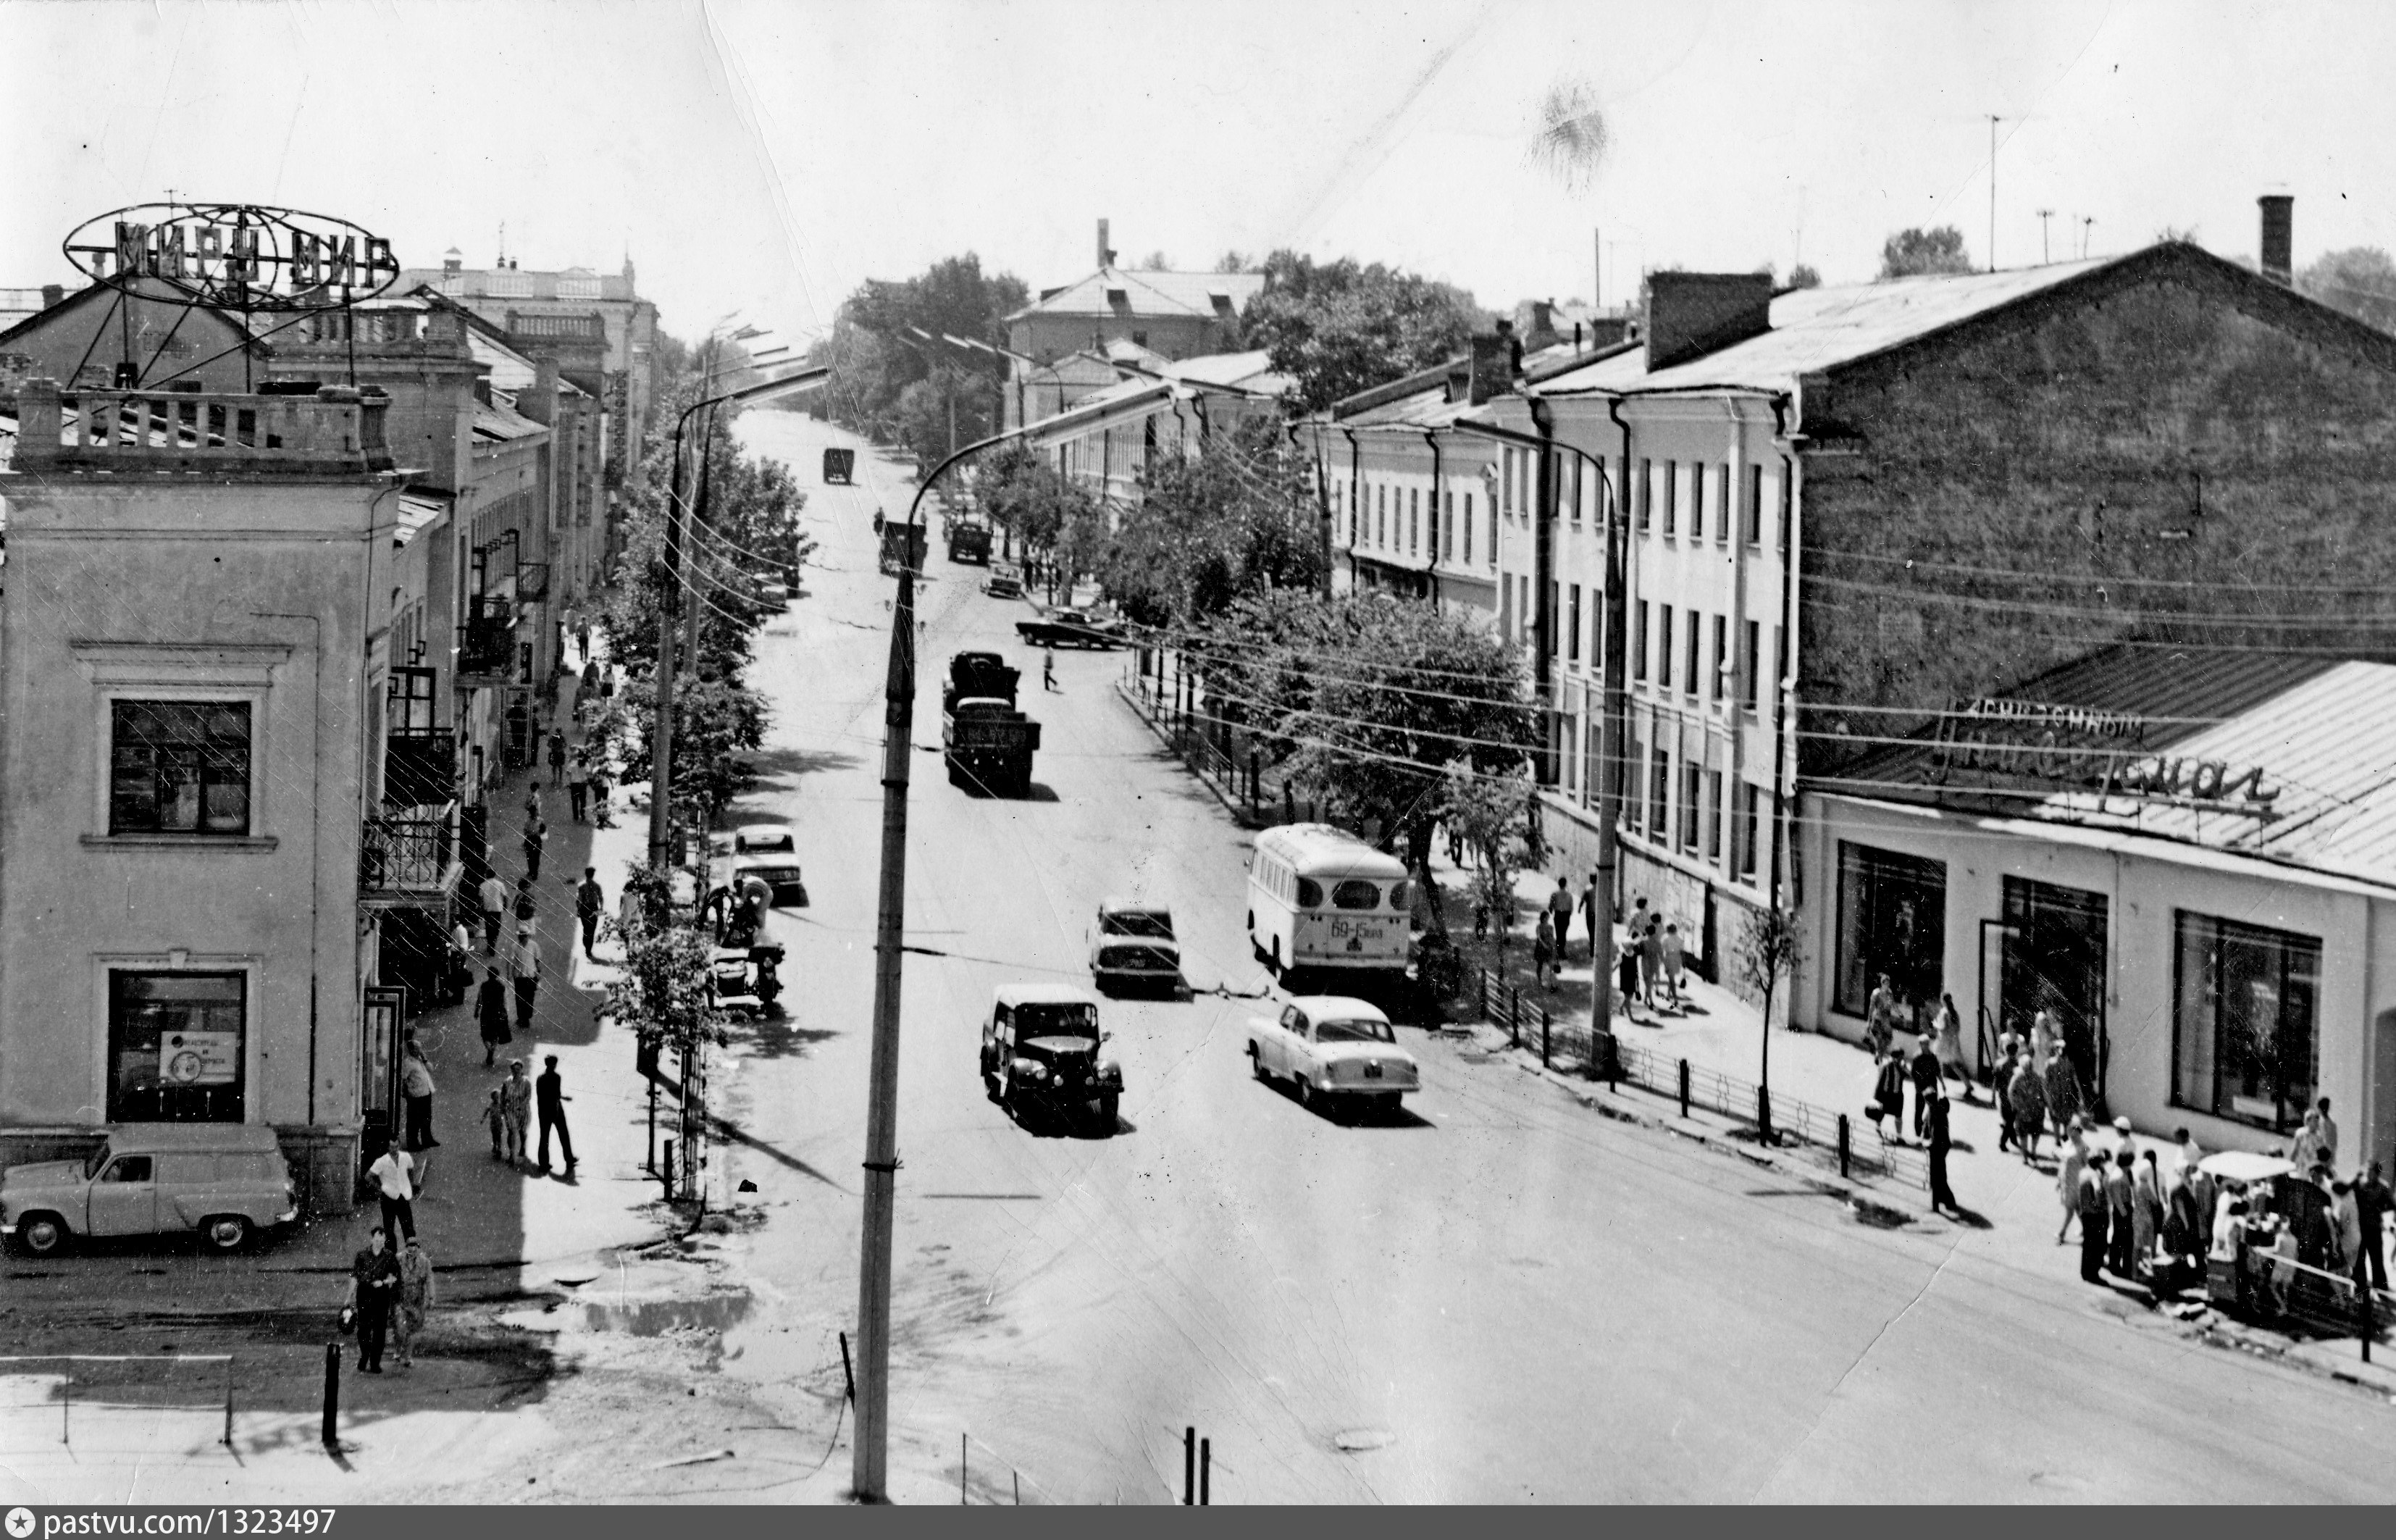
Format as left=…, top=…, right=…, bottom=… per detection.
left=645, top=361, right=829, bottom=875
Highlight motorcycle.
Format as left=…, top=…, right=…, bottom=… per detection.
left=708, top=940, right=785, bottom=1016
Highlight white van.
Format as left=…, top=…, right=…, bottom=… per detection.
left=1246, top=824, right=1412, bottom=982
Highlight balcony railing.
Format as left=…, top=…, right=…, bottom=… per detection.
left=383, top=728, right=456, bottom=807
left=14, top=380, right=394, bottom=474
left=360, top=802, right=461, bottom=905
left=456, top=598, right=516, bottom=682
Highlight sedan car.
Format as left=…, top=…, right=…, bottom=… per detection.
left=1088, top=899, right=1180, bottom=995
left=1246, top=995, right=1419, bottom=1115
left=984, top=566, right=1025, bottom=600
left=729, top=824, right=807, bottom=906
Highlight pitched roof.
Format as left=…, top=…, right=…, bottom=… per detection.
left=1009, top=266, right=1265, bottom=322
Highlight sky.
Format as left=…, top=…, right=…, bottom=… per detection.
left=4, top=0, right=2394, bottom=350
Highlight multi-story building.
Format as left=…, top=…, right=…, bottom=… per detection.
left=1024, top=349, right=1289, bottom=511
left=0, top=379, right=432, bottom=1212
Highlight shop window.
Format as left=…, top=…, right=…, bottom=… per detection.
left=1834, top=842, right=1945, bottom=1018
left=109, top=700, right=253, bottom=836
left=2173, top=912, right=2321, bottom=1132
left=107, top=970, right=246, bottom=1123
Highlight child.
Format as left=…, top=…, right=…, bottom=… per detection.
left=1532, top=913, right=1555, bottom=989
left=484, top=1086, right=507, bottom=1160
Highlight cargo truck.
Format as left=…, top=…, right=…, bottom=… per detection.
left=942, top=650, right=1041, bottom=797
left=879, top=521, right=929, bottom=576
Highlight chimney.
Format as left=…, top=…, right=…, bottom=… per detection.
left=1466, top=331, right=1513, bottom=406
left=40, top=283, right=62, bottom=309
left=1097, top=218, right=1111, bottom=270
left=1517, top=299, right=1559, bottom=351
left=1644, top=272, right=1775, bottom=372
left=2259, top=194, right=2293, bottom=285
left=443, top=247, right=463, bottom=276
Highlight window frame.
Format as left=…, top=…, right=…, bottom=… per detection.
left=105, top=966, right=250, bottom=1125
left=1683, top=611, right=1701, bottom=700
left=107, top=698, right=257, bottom=839
left=2171, top=910, right=2322, bottom=1133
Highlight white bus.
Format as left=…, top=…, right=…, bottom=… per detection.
left=1247, top=824, right=1412, bottom=982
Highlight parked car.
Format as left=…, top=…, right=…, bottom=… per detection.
left=979, top=984, right=1122, bottom=1132
left=1, top=1123, right=298, bottom=1255
left=1245, top=995, right=1419, bottom=1116
left=750, top=572, right=792, bottom=609
left=1088, top=900, right=1180, bottom=995
left=1015, top=608, right=1126, bottom=650
left=984, top=566, right=1024, bottom=600
left=730, top=824, right=808, bottom=906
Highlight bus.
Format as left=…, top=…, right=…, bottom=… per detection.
left=1246, top=824, right=1412, bottom=983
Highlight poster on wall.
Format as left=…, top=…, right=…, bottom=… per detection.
left=162, top=1029, right=238, bottom=1086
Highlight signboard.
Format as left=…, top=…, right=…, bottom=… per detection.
left=63, top=203, right=400, bottom=311
left=1927, top=697, right=2279, bottom=816
left=162, top=1029, right=238, bottom=1087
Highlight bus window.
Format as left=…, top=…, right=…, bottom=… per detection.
left=1331, top=879, right=1381, bottom=911
left=1296, top=878, right=1324, bottom=909
left=1388, top=881, right=1410, bottom=911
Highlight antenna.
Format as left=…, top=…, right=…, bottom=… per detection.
left=498, top=220, right=507, bottom=268
left=1988, top=114, right=2001, bottom=272
left=2037, top=209, right=2053, bottom=265
left=2081, top=215, right=2095, bottom=260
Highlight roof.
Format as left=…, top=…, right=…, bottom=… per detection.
left=473, top=396, right=546, bottom=443
left=1324, top=340, right=1590, bottom=430
left=1253, top=822, right=1409, bottom=870
left=394, top=492, right=446, bottom=548
left=1822, top=648, right=2396, bottom=891
left=1163, top=349, right=1281, bottom=390
left=1009, top=267, right=1265, bottom=322
left=993, top=982, right=1101, bottom=1007
left=1099, top=896, right=1173, bottom=914
left=1283, top=995, right=1391, bottom=1020
left=398, top=266, right=640, bottom=304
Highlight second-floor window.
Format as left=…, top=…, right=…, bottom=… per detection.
left=1744, top=464, right=1764, bottom=545
left=1657, top=604, right=1674, bottom=689
left=1568, top=585, right=1583, bottom=665
left=1464, top=493, right=1476, bottom=564
left=110, top=700, right=252, bottom=837
left=1684, top=610, right=1701, bottom=698
left=1662, top=462, right=1678, bottom=537
left=1711, top=615, right=1728, bottom=702
left=1638, top=460, right=1652, bottom=531
left=1409, top=487, right=1420, bottom=556
left=1743, top=621, right=1762, bottom=711
left=1691, top=464, right=1705, bottom=540
left=1634, top=601, right=1649, bottom=683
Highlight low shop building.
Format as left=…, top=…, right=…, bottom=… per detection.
left=1797, top=647, right=2396, bottom=1162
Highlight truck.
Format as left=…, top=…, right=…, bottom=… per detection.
left=822, top=447, right=855, bottom=484
left=879, top=521, right=928, bottom=577
left=947, top=519, right=993, bottom=565
left=942, top=650, right=1041, bottom=797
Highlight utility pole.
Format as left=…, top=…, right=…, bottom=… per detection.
left=1987, top=114, right=2000, bottom=272
left=1588, top=421, right=1626, bottom=1071
left=646, top=435, right=691, bottom=874
left=2038, top=209, right=2054, bottom=266
left=2082, top=215, right=2095, bottom=260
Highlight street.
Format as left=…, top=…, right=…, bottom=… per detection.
left=712, top=411, right=2396, bottom=1504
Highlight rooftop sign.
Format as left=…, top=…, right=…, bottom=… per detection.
left=62, top=203, right=399, bottom=312
left=1926, top=696, right=2280, bottom=816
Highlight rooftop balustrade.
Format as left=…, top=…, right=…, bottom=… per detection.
left=12, top=380, right=395, bottom=474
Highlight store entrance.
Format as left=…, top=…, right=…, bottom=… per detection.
left=2000, top=876, right=2110, bottom=1116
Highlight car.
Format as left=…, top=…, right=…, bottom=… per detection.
left=1088, top=899, right=1180, bottom=995
left=984, top=567, right=1024, bottom=600
left=1, top=1123, right=298, bottom=1255
left=750, top=572, right=792, bottom=609
left=730, top=823, right=807, bottom=906
left=1245, top=995, right=1420, bottom=1116
left=1015, top=608, right=1126, bottom=650
left=979, top=984, right=1122, bottom=1133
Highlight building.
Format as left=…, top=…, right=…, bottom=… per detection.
left=1022, top=349, right=1290, bottom=511
left=1002, top=221, right=1265, bottom=429
left=0, top=277, right=265, bottom=398
left=1801, top=648, right=2396, bottom=1163
left=0, top=379, right=419, bottom=1212
left=1476, top=202, right=2396, bottom=999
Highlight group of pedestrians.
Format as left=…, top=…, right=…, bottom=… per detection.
left=1990, top=1010, right=2090, bottom=1162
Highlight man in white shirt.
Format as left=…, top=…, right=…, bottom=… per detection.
left=477, top=873, right=509, bottom=955
left=365, top=1143, right=417, bottom=1244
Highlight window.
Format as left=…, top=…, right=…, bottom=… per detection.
left=1548, top=581, right=1560, bottom=658
left=1649, top=742, right=1671, bottom=834
left=1568, top=585, right=1583, bottom=665
left=1833, top=842, right=1945, bottom=1018
left=1637, top=459, right=1652, bottom=530
left=1684, top=611, right=1701, bottom=699
left=1377, top=485, right=1386, bottom=548
left=1331, top=879, right=1382, bottom=911
left=1741, top=621, right=1762, bottom=711
left=1705, top=769, right=1725, bottom=861
left=1678, top=760, right=1701, bottom=850
left=1710, top=615, right=1728, bottom=703
left=103, top=1155, right=155, bottom=1184
left=1443, top=491, right=1454, bottom=559
left=1657, top=606, right=1674, bottom=689
left=2174, top=913, right=2320, bottom=1131
left=1734, top=784, right=1761, bottom=880
left=1633, top=602, right=1650, bottom=682
left=1568, top=458, right=1584, bottom=523
left=1743, top=464, right=1764, bottom=545
left=1486, top=493, right=1497, bottom=567
left=1295, top=878, right=1324, bottom=908
left=1778, top=458, right=1794, bottom=550
left=108, top=970, right=246, bottom=1123
left=1409, top=487, right=1419, bottom=556
left=110, top=701, right=252, bottom=836
left=1713, top=466, right=1730, bottom=543
left=1346, top=482, right=1357, bottom=547
left=1691, top=464, right=1704, bottom=540
left=1662, top=461, right=1677, bottom=536
left=1502, top=450, right=1515, bottom=516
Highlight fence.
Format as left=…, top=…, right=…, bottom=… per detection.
left=1469, top=967, right=1929, bottom=1191
left=0, top=1355, right=237, bottom=1452
left=1118, top=653, right=1324, bottom=829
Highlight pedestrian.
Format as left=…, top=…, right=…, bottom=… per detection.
left=535, top=1054, right=577, bottom=1175
left=2177, top=1127, right=2215, bottom=1236
left=590, top=763, right=613, bottom=827
left=575, top=866, right=604, bottom=959
left=511, top=936, right=541, bottom=1033
left=521, top=815, right=547, bottom=882
left=477, top=871, right=509, bottom=954
left=350, top=1225, right=401, bottom=1373
left=2335, top=1179, right=2365, bottom=1280
left=2359, top=1160, right=2394, bottom=1292
left=1473, top=894, right=1488, bottom=941
left=1617, top=936, right=1643, bottom=1020
left=1661, top=924, right=1686, bottom=1007
left=1994, top=1039, right=2018, bottom=1155
left=1578, top=876, right=1599, bottom=962
left=1627, top=896, right=1650, bottom=958
left=365, top=1140, right=417, bottom=1244
left=566, top=752, right=590, bottom=824
left=1869, top=1053, right=1908, bottom=1144
left=2134, top=1149, right=2164, bottom=1276
left=2078, top=1163, right=2113, bottom=1285
left=2106, top=1148, right=2136, bottom=1278
left=476, top=966, right=512, bottom=1066
left=1932, top=992, right=1973, bottom=1102
left=1926, top=1084, right=1959, bottom=1217
left=483, top=1085, right=508, bottom=1158
left=576, top=620, right=592, bottom=663
left=2163, top=1163, right=2203, bottom=1276
left=500, top=1059, right=533, bottom=1165
left=2008, top=1055, right=2048, bottom=1163
left=1866, top=974, right=1900, bottom=1063
left=2318, top=1097, right=2341, bottom=1166
left=1638, top=919, right=1664, bottom=1011
left=2043, top=1045, right=2084, bottom=1139
left=514, top=874, right=537, bottom=924
left=394, top=1232, right=435, bottom=1370
left=2057, top=1118, right=2089, bottom=1244
left=2290, top=1107, right=2329, bottom=1171
left=1042, top=648, right=1058, bottom=693
left=1547, top=877, right=1575, bottom=963
left=445, top=915, right=477, bottom=1005
left=1909, top=1033, right=1942, bottom=1139
left=1532, top=913, right=1555, bottom=989
left=401, top=1038, right=438, bottom=1152
left=546, top=729, right=567, bottom=788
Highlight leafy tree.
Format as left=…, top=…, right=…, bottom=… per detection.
left=1442, top=763, right=1545, bottom=953
left=1138, top=251, right=1173, bottom=272
left=1878, top=227, right=1974, bottom=280
left=1786, top=264, right=1822, bottom=290
left=1734, top=905, right=1804, bottom=1142
left=1241, top=251, right=1484, bottom=415
left=1214, top=251, right=1255, bottom=275
left=2299, top=247, right=2396, bottom=335
left=604, top=864, right=728, bottom=1060
left=823, top=254, right=1029, bottom=463
left=1095, top=418, right=1323, bottom=627
left=976, top=442, right=1104, bottom=600
left=592, top=672, right=767, bottom=832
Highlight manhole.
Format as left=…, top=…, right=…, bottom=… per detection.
left=1333, top=1428, right=1394, bottom=1452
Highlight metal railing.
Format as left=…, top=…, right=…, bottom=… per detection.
left=359, top=802, right=461, bottom=900
left=14, top=381, right=393, bottom=472
left=458, top=600, right=516, bottom=679
left=382, top=727, right=454, bottom=807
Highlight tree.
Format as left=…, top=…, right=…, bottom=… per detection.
left=1138, top=251, right=1173, bottom=272
left=1734, top=906, right=1804, bottom=1143
left=1214, top=251, right=1255, bottom=275
left=822, top=254, right=1029, bottom=461
left=1241, top=251, right=1484, bottom=415
left=1878, top=227, right=1974, bottom=280
left=2300, top=247, right=2396, bottom=335
left=596, top=673, right=767, bottom=833
left=1441, top=763, right=1545, bottom=955
left=1095, top=418, right=1324, bottom=627
left=1787, top=264, right=1822, bottom=290
left=604, top=865, right=728, bottom=1089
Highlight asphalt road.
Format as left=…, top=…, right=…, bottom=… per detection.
left=716, top=411, right=2396, bottom=1505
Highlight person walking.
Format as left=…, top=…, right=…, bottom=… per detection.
left=1532, top=913, right=1556, bottom=989
left=476, top=966, right=512, bottom=1066
left=589, top=761, right=613, bottom=829
left=2133, top=1149, right=2165, bottom=1278
left=2334, top=1178, right=2365, bottom=1281
left=1661, top=924, right=1687, bottom=1007
left=2163, top=1164, right=2203, bottom=1276
left=1866, top=974, right=1900, bottom=1063
left=350, top=1225, right=401, bottom=1373
left=575, top=619, right=592, bottom=663
left=1932, top=992, right=1974, bottom=1102
left=2043, top=1045, right=2085, bottom=1140
left=2008, top=1054, right=2048, bottom=1163
left=1617, top=934, right=1643, bottom=1021
left=401, top=1039, right=438, bottom=1152
left=393, top=1232, right=435, bottom=1371
left=1926, top=1084, right=1959, bottom=1218
left=1547, top=877, right=1575, bottom=963
left=521, top=815, right=548, bottom=883
left=2106, top=1148, right=2137, bottom=1279
left=2078, top=1163, right=2113, bottom=1285
left=500, top=1059, right=533, bottom=1166
left=2358, top=1160, right=2393, bottom=1292
left=1042, top=648, right=1059, bottom=693
left=1909, top=1033, right=1943, bottom=1140
left=546, top=729, right=568, bottom=789
left=1870, top=1053, right=1909, bottom=1144
left=1579, top=876, right=1599, bottom=966
left=483, top=1085, right=508, bottom=1159
left=511, top=936, right=541, bottom=1034
left=1638, top=919, right=1664, bottom=1013
left=575, top=867, right=605, bottom=959
left=365, top=1142, right=417, bottom=1244
left=2057, top=1119, right=2090, bottom=1244
left=1994, top=1038, right=2019, bottom=1155
left=535, top=1055, right=577, bottom=1175
left=445, top=916, right=477, bottom=1005
left=2318, top=1097, right=2341, bottom=1167
left=477, top=871, right=509, bottom=954
left=566, top=752, right=590, bottom=824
